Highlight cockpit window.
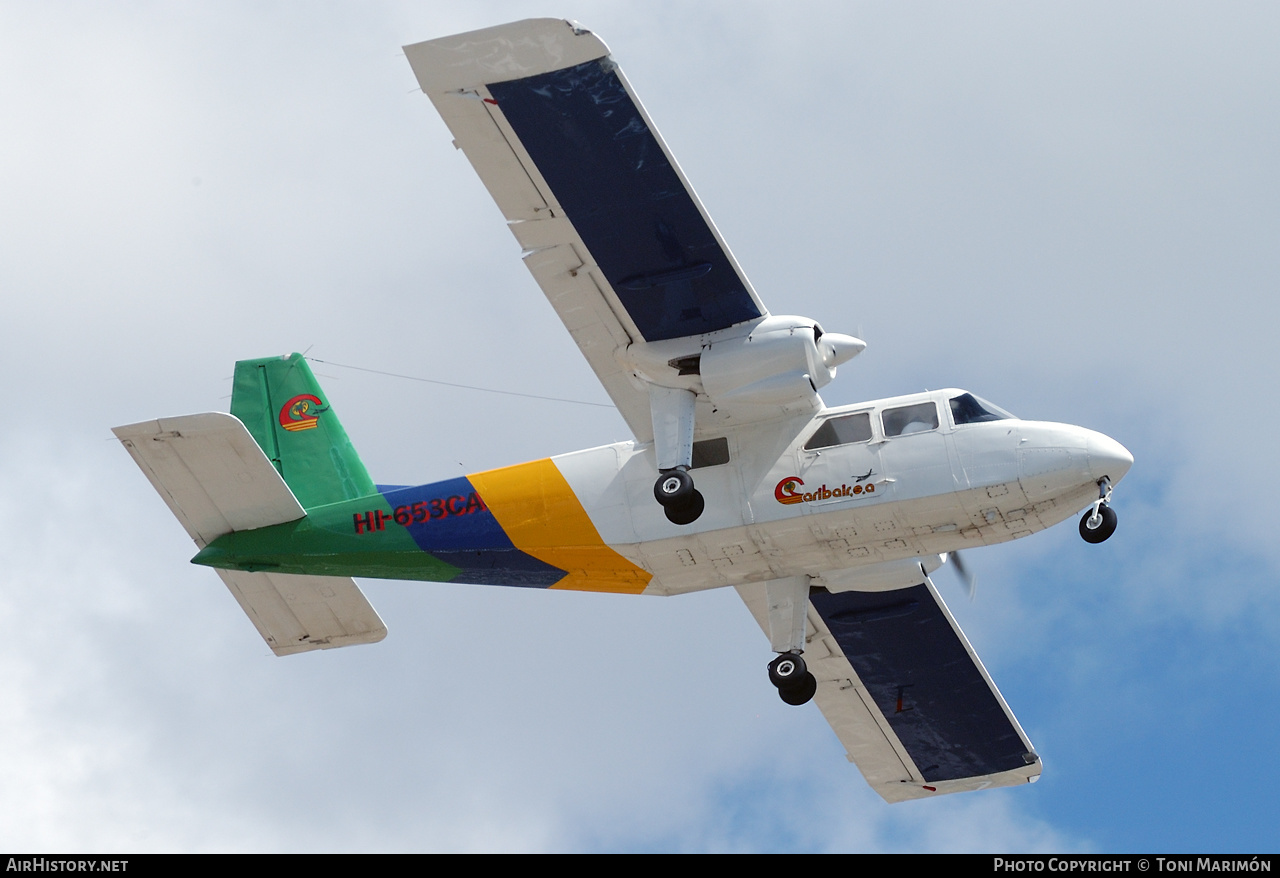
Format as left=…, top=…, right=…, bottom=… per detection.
left=804, top=412, right=872, bottom=450
left=949, top=393, right=1016, bottom=425
left=882, top=402, right=939, bottom=437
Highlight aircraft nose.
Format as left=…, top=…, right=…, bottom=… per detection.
left=1086, top=432, right=1133, bottom=484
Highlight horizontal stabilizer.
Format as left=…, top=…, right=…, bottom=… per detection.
left=114, top=412, right=387, bottom=655
left=114, top=412, right=306, bottom=547
left=215, top=569, right=387, bottom=656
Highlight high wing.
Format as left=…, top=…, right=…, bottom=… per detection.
left=403, top=21, right=1038, bottom=799
left=403, top=19, right=768, bottom=442
left=736, top=578, right=1041, bottom=802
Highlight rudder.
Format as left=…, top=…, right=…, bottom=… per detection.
left=231, top=353, right=375, bottom=509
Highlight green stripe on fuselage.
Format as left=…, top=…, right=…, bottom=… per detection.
left=191, top=493, right=463, bottom=582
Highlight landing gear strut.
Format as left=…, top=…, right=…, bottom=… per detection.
left=646, top=385, right=704, bottom=525
left=768, top=652, right=817, bottom=706
left=1079, top=477, right=1118, bottom=543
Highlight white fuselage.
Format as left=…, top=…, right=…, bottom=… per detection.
left=554, top=388, right=1133, bottom=596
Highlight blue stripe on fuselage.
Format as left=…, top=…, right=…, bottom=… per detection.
left=487, top=60, right=762, bottom=342
left=381, top=479, right=565, bottom=587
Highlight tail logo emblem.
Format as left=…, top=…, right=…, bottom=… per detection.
left=279, top=394, right=329, bottom=432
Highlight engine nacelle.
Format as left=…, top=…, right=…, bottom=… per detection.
left=700, top=315, right=864, bottom=407
left=812, top=556, right=946, bottom=593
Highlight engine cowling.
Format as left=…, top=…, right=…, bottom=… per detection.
left=812, top=556, right=945, bottom=593
left=700, top=315, right=865, bottom=407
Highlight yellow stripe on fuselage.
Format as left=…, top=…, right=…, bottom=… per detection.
left=468, top=458, right=652, bottom=595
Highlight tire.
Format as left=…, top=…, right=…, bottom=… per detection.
left=768, top=653, right=808, bottom=690
left=1079, top=504, right=1118, bottom=543
left=663, top=490, right=705, bottom=525
left=654, top=469, right=695, bottom=508
left=779, top=673, right=818, bottom=706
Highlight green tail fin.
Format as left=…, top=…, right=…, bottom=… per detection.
left=231, top=353, right=376, bottom=510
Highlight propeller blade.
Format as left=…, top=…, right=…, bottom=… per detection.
left=948, top=550, right=977, bottom=601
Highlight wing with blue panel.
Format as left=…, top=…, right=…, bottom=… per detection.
left=735, top=578, right=1041, bottom=802
left=404, top=19, right=767, bottom=441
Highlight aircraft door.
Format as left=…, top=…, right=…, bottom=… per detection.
left=792, top=411, right=884, bottom=511
left=874, top=400, right=958, bottom=504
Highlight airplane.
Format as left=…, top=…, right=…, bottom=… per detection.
left=113, top=19, right=1133, bottom=803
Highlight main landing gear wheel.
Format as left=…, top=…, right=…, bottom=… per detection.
left=654, top=470, right=694, bottom=507
left=663, top=489, right=704, bottom=525
left=768, top=653, right=817, bottom=706
left=654, top=469, right=704, bottom=525
left=779, top=673, right=818, bottom=706
left=1079, top=503, right=1118, bottom=543
left=768, top=652, right=806, bottom=688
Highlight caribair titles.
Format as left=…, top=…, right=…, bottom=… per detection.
left=775, top=475, right=876, bottom=506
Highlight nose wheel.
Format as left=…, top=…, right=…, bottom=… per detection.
left=1079, top=478, right=1119, bottom=543
left=768, top=652, right=817, bottom=706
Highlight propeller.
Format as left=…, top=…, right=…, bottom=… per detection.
left=945, top=550, right=977, bottom=601
left=816, top=329, right=866, bottom=370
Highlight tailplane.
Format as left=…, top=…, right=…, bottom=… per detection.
left=114, top=353, right=388, bottom=655
left=231, top=353, right=375, bottom=509
left=113, top=412, right=387, bottom=655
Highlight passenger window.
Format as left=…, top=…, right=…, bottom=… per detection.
left=804, top=412, right=872, bottom=450
left=882, top=402, right=939, bottom=437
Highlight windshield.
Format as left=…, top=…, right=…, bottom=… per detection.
left=949, top=392, right=1016, bottom=425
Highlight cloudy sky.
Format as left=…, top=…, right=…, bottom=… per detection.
left=2, top=0, right=1277, bottom=853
